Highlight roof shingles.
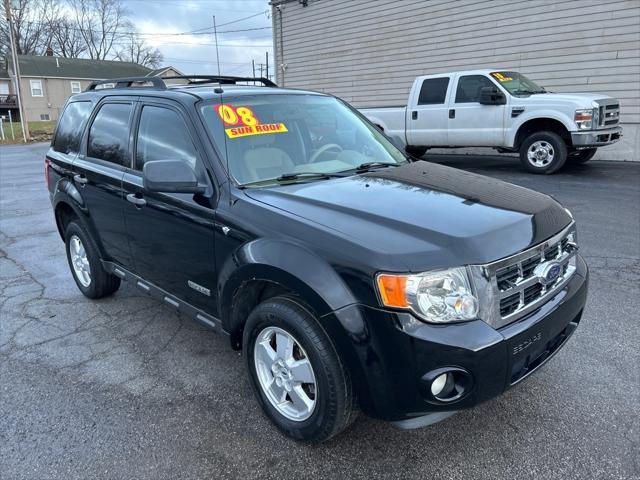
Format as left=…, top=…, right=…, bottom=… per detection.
left=16, top=55, right=152, bottom=79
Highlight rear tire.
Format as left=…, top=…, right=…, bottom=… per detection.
left=568, top=148, right=597, bottom=164
left=519, top=131, right=567, bottom=174
left=244, top=296, right=357, bottom=443
left=405, top=145, right=427, bottom=158
left=65, top=221, right=120, bottom=299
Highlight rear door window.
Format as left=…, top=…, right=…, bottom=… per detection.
left=87, top=103, right=133, bottom=166
left=455, top=75, right=496, bottom=103
left=53, top=101, right=92, bottom=154
left=417, top=77, right=449, bottom=105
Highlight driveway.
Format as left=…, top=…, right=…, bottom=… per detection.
left=1, top=143, right=639, bottom=479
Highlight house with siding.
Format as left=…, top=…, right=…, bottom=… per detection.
left=271, top=0, right=640, bottom=161
left=0, top=54, right=183, bottom=122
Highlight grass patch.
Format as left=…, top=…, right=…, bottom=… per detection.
left=0, top=121, right=56, bottom=145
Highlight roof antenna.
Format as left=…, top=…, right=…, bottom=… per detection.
left=213, top=14, right=232, bottom=205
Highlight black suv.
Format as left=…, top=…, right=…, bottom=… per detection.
left=47, top=75, right=588, bottom=443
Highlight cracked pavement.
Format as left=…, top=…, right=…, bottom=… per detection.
left=1, top=143, right=639, bottom=479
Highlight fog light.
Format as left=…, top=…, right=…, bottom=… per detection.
left=431, top=373, right=449, bottom=396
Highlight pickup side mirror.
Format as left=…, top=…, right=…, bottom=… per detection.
left=142, top=159, right=206, bottom=194
left=479, top=86, right=506, bottom=105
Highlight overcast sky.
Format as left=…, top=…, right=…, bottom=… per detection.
left=126, top=0, right=273, bottom=78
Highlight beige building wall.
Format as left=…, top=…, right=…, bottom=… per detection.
left=272, top=0, right=640, bottom=161
left=20, top=77, right=93, bottom=122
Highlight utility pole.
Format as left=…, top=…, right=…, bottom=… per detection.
left=265, top=51, right=269, bottom=80
left=4, top=0, right=29, bottom=142
left=252, top=59, right=255, bottom=80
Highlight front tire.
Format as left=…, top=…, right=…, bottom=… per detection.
left=244, top=296, right=357, bottom=443
left=65, top=221, right=120, bottom=299
left=405, top=145, right=427, bottom=158
left=568, top=147, right=597, bottom=164
left=519, top=131, right=567, bottom=174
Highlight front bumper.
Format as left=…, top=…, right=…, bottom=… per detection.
left=571, top=127, right=622, bottom=147
left=328, top=254, right=588, bottom=422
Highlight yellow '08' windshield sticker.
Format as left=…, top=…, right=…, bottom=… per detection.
left=491, top=72, right=513, bottom=82
left=214, top=103, right=288, bottom=138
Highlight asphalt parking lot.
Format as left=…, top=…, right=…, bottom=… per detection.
left=1, top=143, right=639, bottom=480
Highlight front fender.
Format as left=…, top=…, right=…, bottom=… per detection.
left=218, top=238, right=356, bottom=326
left=508, top=111, right=576, bottom=147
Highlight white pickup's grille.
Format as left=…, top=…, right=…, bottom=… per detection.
left=596, top=99, right=620, bottom=128
left=484, top=224, right=578, bottom=325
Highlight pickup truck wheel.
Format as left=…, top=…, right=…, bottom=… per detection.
left=568, top=148, right=597, bottom=164
left=519, top=131, right=567, bottom=174
left=405, top=146, right=427, bottom=158
left=65, top=221, right=120, bottom=299
left=244, top=296, right=357, bottom=443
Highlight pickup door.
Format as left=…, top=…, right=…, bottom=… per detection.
left=446, top=73, right=507, bottom=146
left=406, top=76, right=451, bottom=147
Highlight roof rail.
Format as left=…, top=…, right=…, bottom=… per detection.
left=162, top=75, right=277, bottom=87
left=86, top=77, right=166, bottom=91
left=84, top=75, right=277, bottom=93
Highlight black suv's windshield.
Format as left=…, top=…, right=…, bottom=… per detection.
left=490, top=71, right=546, bottom=96
left=199, top=94, right=406, bottom=186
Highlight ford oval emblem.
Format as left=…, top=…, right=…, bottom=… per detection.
left=534, top=261, right=562, bottom=286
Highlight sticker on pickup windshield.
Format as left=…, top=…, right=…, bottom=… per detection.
left=214, top=103, right=288, bottom=139
left=491, top=72, right=513, bottom=82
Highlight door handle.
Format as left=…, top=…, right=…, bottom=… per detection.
left=449, top=109, right=455, bottom=119
left=73, top=174, right=88, bottom=185
left=411, top=110, right=418, bottom=120
left=126, top=193, right=147, bottom=208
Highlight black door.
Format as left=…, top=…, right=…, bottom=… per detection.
left=122, top=101, right=217, bottom=311
left=74, top=100, right=134, bottom=267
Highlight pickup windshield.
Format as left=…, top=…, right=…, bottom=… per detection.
left=490, top=71, right=546, bottom=96
left=199, top=94, right=406, bottom=186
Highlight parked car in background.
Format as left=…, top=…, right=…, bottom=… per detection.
left=47, top=75, right=588, bottom=443
left=361, top=70, right=622, bottom=173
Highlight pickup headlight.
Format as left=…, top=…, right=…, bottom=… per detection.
left=376, top=267, right=478, bottom=323
left=575, top=109, right=594, bottom=130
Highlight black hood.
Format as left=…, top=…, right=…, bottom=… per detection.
left=244, top=161, right=572, bottom=271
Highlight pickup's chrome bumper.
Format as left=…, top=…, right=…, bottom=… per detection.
left=571, top=126, right=622, bottom=147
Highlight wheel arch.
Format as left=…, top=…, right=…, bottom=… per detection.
left=511, top=116, right=573, bottom=149
left=218, top=239, right=356, bottom=350
left=52, top=185, right=104, bottom=256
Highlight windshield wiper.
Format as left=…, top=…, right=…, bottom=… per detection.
left=277, top=171, right=345, bottom=181
left=238, top=171, right=343, bottom=188
left=352, top=162, right=402, bottom=172
left=512, top=89, right=546, bottom=95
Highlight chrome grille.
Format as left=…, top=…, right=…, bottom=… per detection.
left=595, top=99, right=620, bottom=128
left=486, top=224, right=578, bottom=325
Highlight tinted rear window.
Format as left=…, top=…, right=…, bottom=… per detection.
left=418, top=77, right=449, bottom=105
left=87, top=103, right=132, bottom=166
left=53, top=101, right=92, bottom=154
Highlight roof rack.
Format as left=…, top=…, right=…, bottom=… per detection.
left=85, top=75, right=277, bottom=92
left=163, top=75, right=277, bottom=87
left=86, top=77, right=166, bottom=91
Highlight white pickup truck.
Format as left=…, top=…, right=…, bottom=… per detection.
left=361, top=70, right=622, bottom=174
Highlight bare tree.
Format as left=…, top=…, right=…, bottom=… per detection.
left=70, top=0, right=128, bottom=60
left=116, top=32, right=163, bottom=67
left=41, top=0, right=86, bottom=57
left=1, top=0, right=54, bottom=55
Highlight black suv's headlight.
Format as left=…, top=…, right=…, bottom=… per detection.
left=376, top=267, right=479, bottom=323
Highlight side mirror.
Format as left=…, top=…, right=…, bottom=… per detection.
left=479, top=86, right=506, bottom=105
left=143, top=159, right=206, bottom=194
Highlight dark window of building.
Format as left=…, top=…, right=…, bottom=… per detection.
left=417, top=77, right=449, bottom=105
left=52, top=101, right=92, bottom=154
left=87, top=103, right=132, bottom=165
left=135, top=106, right=198, bottom=171
left=455, top=75, right=496, bottom=103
